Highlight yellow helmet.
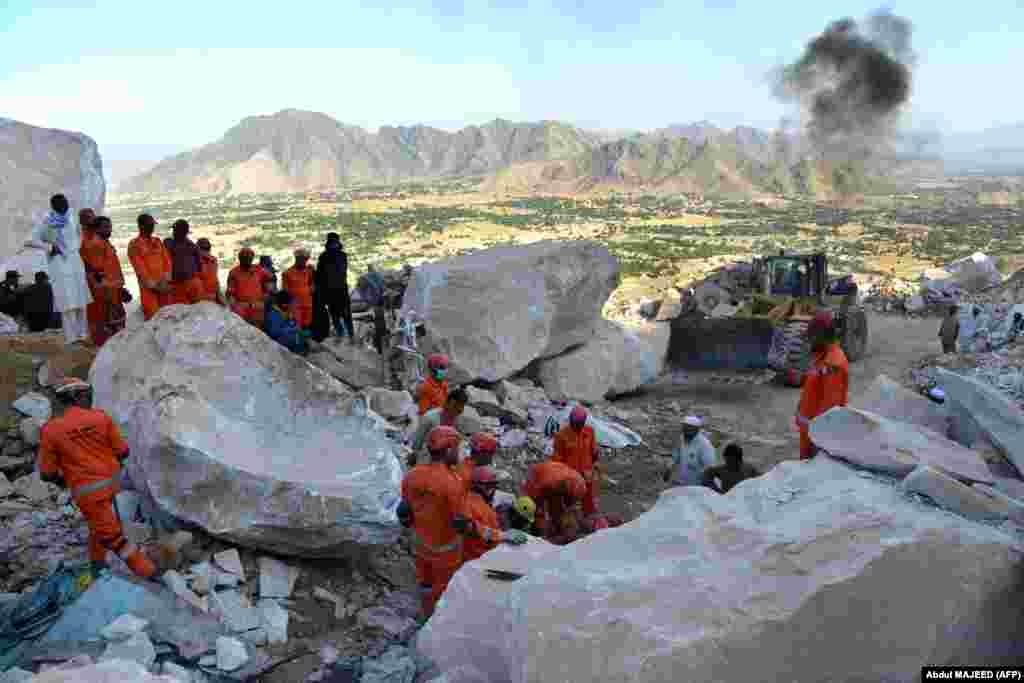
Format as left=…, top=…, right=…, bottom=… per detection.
left=513, top=496, right=536, bottom=524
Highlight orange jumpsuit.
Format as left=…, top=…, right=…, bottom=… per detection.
left=282, top=265, right=314, bottom=328
left=401, top=462, right=467, bottom=616
left=198, top=254, right=221, bottom=303
left=86, top=240, right=126, bottom=347
left=462, top=491, right=504, bottom=562
left=416, top=376, right=449, bottom=415
left=797, top=342, right=850, bottom=459
left=552, top=424, right=599, bottom=515
left=79, top=233, right=106, bottom=342
left=523, top=461, right=585, bottom=541
left=227, top=265, right=272, bottom=326
left=128, top=235, right=172, bottom=320
left=38, top=407, right=156, bottom=578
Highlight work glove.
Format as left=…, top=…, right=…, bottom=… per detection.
left=504, top=529, right=529, bottom=545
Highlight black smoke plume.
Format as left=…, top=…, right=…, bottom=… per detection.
left=776, top=11, right=914, bottom=160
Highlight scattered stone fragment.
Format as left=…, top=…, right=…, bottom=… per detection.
left=12, top=392, right=51, bottom=420
left=163, top=570, right=209, bottom=613
left=161, top=661, right=193, bottom=683
left=13, top=472, right=55, bottom=503
left=258, top=599, right=289, bottom=644
left=18, top=417, right=44, bottom=447
left=357, top=606, right=417, bottom=640
left=213, top=572, right=241, bottom=589
left=901, top=465, right=1011, bottom=522
left=258, top=556, right=299, bottom=599
left=313, top=587, right=341, bottom=604
left=100, top=632, right=157, bottom=670
left=240, top=627, right=268, bottom=647
left=213, top=549, right=245, bottom=581
left=0, top=668, right=33, bottom=683
left=0, top=472, right=12, bottom=498
left=215, top=636, right=249, bottom=672
left=937, top=369, right=1024, bottom=476
left=100, top=614, right=150, bottom=641
left=210, top=589, right=262, bottom=633
left=359, top=645, right=418, bottom=683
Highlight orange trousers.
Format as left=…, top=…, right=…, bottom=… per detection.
left=78, top=491, right=156, bottom=578
left=140, top=288, right=163, bottom=321
left=582, top=477, right=597, bottom=516
left=415, top=550, right=462, bottom=617
left=168, top=277, right=204, bottom=305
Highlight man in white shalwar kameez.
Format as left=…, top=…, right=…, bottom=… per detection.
left=26, top=194, right=92, bottom=344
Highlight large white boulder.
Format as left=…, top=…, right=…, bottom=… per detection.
left=809, top=407, right=992, bottom=484
left=89, top=303, right=403, bottom=556
left=29, top=659, right=176, bottom=682
left=417, top=458, right=1024, bottom=683
left=900, top=465, right=1011, bottom=522
left=936, top=368, right=1024, bottom=476
left=0, top=118, right=105, bottom=273
left=401, top=240, right=620, bottom=383
left=851, top=374, right=949, bottom=435
left=536, top=320, right=670, bottom=402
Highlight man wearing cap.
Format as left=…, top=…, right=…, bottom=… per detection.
left=938, top=305, right=959, bottom=354
left=39, top=380, right=160, bottom=579
left=196, top=238, right=224, bottom=304
left=282, top=248, right=315, bottom=329
left=128, top=213, right=172, bottom=320
left=551, top=405, right=601, bottom=515
left=227, top=247, right=273, bottom=327
left=163, top=220, right=204, bottom=306
left=795, top=311, right=849, bottom=459
left=665, top=416, right=717, bottom=487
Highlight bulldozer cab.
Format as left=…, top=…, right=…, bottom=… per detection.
left=758, top=253, right=828, bottom=302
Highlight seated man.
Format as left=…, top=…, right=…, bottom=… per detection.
left=22, top=271, right=57, bottom=332
left=701, top=443, right=760, bottom=494
left=264, top=290, right=310, bottom=355
left=0, top=270, right=24, bottom=318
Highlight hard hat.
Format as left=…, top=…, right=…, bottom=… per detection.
left=428, top=354, right=449, bottom=370
left=806, top=311, right=835, bottom=338
left=513, top=496, right=536, bottom=523
left=470, top=432, right=498, bottom=456
left=426, top=426, right=460, bottom=453
left=569, top=405, right=588, bottom=427
left=471, top=465, right=499, bottom=487
left=565, top=476, right=586, bottom=500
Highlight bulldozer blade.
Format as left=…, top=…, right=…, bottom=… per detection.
left=667, top=314, right=776, bottom=371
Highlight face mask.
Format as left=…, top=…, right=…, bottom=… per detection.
left=433, top=369, right=447, bottom=380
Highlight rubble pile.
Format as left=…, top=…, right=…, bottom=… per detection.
left=909, top=331, right=1024, bottom=412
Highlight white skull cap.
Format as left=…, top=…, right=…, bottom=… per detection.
left=683, top=416, right=703, bottom=427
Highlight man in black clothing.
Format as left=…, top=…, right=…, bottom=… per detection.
left=315, top=233, right=355, bottom=343
left=0, top=271, right=24, bottom=318
left=701, top=443, right=760, bottom=494
left=356, top=264, right=388, bottom=354
left=22, top=272, right=57, bottom=332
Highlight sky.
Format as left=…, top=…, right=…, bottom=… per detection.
left=2, top=0, right=1022, bottom=161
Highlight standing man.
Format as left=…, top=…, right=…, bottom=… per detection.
left=196, top=238, right=224, bottom=304
left=163, top=220, right=204, bottom=306
left=795, top=311, right=849, bottom=460
left=399, top=426, right=468, bottom=618
left=27, top=194, right=92, bottom=345
left=521, top=460, right=586, bottom=542
left=227, top=247, right=273, bottom=327
left=128, top=213, right=172, bottom=320
left=460, top=466, right=528, bottom=562
left=407, top=387, right=468, bottom=466
left=701, top=443, right=760, bottom=494
left=315, top=233, right=355, bottom=342
left=259, top=256, right=279, bottom=294
left=551, top=405, right=601, bottom=516
left=456, top=431, right=498, bottom=489
left=416, top=354, right=450, bottom=415
left=282, top=248, right=315, bottom=330
left=356, top=265, right=388, bottom=354
left=85, top=217, right=127, bottom=347
left=664, top=416, right=717, bottom=487
left=38, top=380, right=159, bottom=579
left=939, top=305, right=960, bottom=354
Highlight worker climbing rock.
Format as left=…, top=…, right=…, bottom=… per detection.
left=795, top=311, right=849, bottom=459
left=416, top=354, right=450, bottom=415
left=38, top=380, right=171, bottom=579
left=521, top=461, right=586, bottom=542
left=407, top=386, right=468, bottom=467
left=461, top=466, right=528, bottom=563
left=457, top=431, right=498, bottom=490
left=399, top=426, right=469, bottom=618
left=551, top=405, right=601, bottom=515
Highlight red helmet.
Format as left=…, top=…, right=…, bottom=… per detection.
left=471, top=465, right=499, bottom=486
left=239, top=247, right=255, bottom=259
left=806, top=311, right=835, bottom=338
left=428, top=354, right=449, bottom=371
left=427, top=426, right=460, bottom=453
left=569, top=405, right=588, bottom=428
left=564, top=475, right=586, bottom=500
left=470, top=432, right=498, bottom=457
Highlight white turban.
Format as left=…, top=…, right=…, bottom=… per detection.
left=683, top=416, right=704, bottom=428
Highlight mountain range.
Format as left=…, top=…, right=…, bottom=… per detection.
left=118, top=109, right=944, bottom=196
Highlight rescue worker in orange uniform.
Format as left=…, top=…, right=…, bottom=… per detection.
left=461, top=466, right=529, bottom=563
left=416, top=354, right=450, bottom=415
left=127, top=213, right=172, bottom=320
left=162, top=220, right=204, bottom=305
left=82, top=217, right=127, bottom=347
left=226, top=247, right=273, bottom=327
left=397, top=426, right=469, bottom=618
left=78, top=209, right=104, bottom=344
left=457, top=432, right=498, bottom=492
left=795, top=311, right=850, bottom=459
left=521, top=460, right=587, bottom=542
left=38, top=380, right=158, bottom=579
left=196, top=238, right=224, bottom=304
left=281, top=248, right=315, bottom=330
left=551, top=405, right=602, bottom=516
